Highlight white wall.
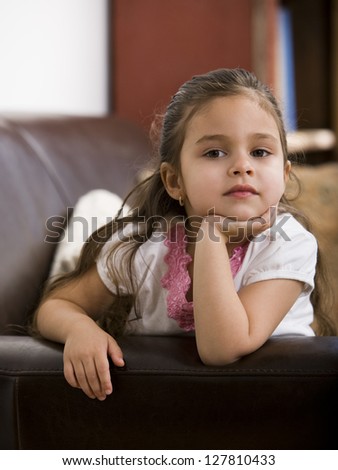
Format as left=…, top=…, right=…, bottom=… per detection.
left=0, top=0, right=108, bottom=115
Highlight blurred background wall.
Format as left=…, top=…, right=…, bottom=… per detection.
left=0, top=0, right=108, bottom=115
left=111, top=0, right=253, bottom=128
left=0, top=0, right=336, bottom=161
left=110, top=0, right=336, bottom=163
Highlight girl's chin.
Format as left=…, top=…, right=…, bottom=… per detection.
left=227, top=211, right=263, bottom=221
left=193, top=205, right=273, bottom=221
left=228, top=205, right=276, bottom=221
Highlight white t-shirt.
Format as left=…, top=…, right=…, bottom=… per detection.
left=96, top=214, right=316, bottom=337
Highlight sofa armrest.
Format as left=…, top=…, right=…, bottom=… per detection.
left=1, top=335, right=338, bottom=449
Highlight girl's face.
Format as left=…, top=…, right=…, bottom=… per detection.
left=164, top=95, right=290, bottom=221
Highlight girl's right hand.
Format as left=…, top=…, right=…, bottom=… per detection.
left=63, top=321, right=125, bottom=401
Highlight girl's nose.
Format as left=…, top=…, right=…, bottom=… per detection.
left=227, top=155, right=254, bottom=176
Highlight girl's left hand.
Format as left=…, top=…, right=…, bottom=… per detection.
left=203, top=205, right=277, bottom=243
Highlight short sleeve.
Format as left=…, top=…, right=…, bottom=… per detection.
left=96, top=234, right=132, bottom=295
left=96, top=229, right=168, bottom=297
left=241, top=218, right=317, bottom=294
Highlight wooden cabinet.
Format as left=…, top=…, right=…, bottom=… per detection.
left=283, top=0, right=336, bottom=162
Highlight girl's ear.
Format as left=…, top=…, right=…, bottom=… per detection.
left=160, top=162, right=184, bottom=201
left=284, top=160, right=291, bottom=182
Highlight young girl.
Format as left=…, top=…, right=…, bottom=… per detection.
left=33, top=68, right=335, bottom=401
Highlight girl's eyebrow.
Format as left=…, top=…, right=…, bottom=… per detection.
left=253, top=132, right=279, bottom=143
left=195, top=133, right=279, bottom=145
left=195, top=134, right=228, bottom=145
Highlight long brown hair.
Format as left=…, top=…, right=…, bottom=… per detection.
left=35, top=68, right=336, bottom=336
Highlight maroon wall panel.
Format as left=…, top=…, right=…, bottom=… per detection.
left=113, top=0, right=252, bottom=130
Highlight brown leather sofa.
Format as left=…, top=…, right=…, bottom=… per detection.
left=0, top=115, right=338, bottom=450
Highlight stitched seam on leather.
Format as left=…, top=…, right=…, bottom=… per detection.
left=2, top=366, right=338, bottom=373
left=0, top=369, right=63, bottom=374
left=118, top=368, right=338, bottom=375
left=2, top=367, right=338, bottom=375
left=3, top=371, right=338, bottom=380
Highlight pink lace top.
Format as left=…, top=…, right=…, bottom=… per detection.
left=161, top=224, right=249, bottom=332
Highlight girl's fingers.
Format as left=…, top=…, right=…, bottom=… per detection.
left=250, top=206, right=278, bottom=236
left=108, top=338, right=125, bottom=368
left=94, top=355, right=113, bottom=396
left=64, top=360, right=81, bottom=389
left=63, top=337, right=124, bottom=400
left=64, top=356, right=95, bottom=397
left=65, top=359, right=102, bottom=400
left=74, top=361, right=98, bottom=399
left=76, top=355, right=113, bottom=400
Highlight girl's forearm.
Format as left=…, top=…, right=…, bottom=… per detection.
left=193, top=226, right=252, bottom=365
left=35, top=299, right=98, bottom=344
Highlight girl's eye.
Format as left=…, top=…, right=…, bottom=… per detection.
left=251, top=148, right=271, bottom=158
left=203, top=149, right=226, bottom=159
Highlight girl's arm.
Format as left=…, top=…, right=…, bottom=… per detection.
left=193, top=218, right=303, bottom=366
left=35, top=265, right=124, bottom=400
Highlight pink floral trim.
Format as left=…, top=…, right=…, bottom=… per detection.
left=161, top=224, right=248, bottom=332
left=161, top=225, right=194, bottom=331
left=230, top=244, right=249, bottom=277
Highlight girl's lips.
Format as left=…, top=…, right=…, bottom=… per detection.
left=226, top=191, right=257, bottom=198
left=224, top=184, right=258, bottom=197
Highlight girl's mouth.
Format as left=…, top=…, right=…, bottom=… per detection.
left=224, top=184, right=258, bottom=198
